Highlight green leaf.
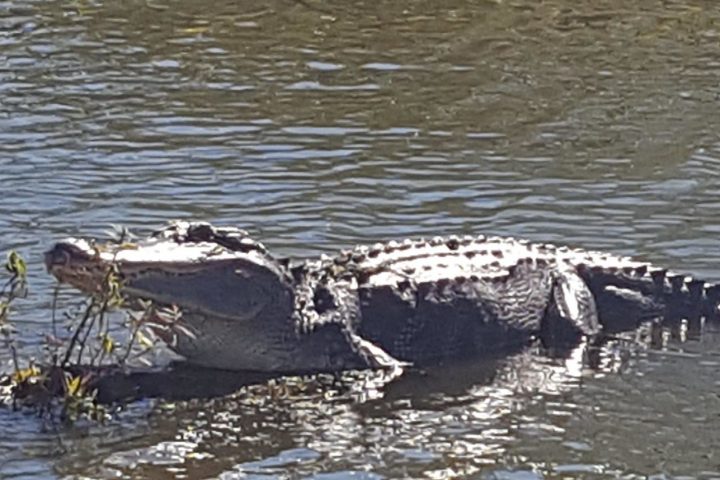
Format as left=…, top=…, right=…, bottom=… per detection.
left=5, top=251, right=26, bottom=278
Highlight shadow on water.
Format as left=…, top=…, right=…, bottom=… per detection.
left=91, top=346, right=561, bottom=404
left=78, top=317, right=674, bottom=406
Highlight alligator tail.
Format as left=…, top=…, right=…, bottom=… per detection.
left=567, top=253, right=720, bottom=334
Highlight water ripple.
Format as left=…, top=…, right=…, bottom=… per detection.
left=1, top=0, right=720, bottom=478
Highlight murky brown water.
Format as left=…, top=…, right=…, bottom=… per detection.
left=1, top=0, right=720, bottom=478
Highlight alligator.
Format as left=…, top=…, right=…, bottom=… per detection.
left=44, top=221, right=720, bottom=373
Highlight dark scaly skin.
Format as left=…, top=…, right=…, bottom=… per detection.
left=45, top=222, right=720, bottom=372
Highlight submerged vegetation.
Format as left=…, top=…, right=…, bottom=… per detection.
left=0, top=230, right=171, bottom=423
left=1, top=251, right=28, bottom=385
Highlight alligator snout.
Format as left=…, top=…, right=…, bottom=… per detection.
left=44, top=241, right=92, bottom=273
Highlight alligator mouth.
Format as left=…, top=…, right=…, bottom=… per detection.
left=44, top=222, right=291, bottom=321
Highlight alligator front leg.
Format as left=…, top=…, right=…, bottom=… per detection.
left=292, top=271, right=406, bottom=372
left=346, top=332, right=408, bottom=370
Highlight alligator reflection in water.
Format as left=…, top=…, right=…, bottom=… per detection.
left=73, top=301, right=699, bottom=408
left=87, top=339, right=633, bottom=477
left=12, top=313, right=709, bottom=478
left=87, top=333, right=639, bottom=405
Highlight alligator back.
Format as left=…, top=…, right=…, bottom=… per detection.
left=309, top=235, right=720, bottom=363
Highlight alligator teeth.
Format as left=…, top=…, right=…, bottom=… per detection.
left=430, top=236, right=444, bottom=246
left=400, top=239, right=413, bottom=249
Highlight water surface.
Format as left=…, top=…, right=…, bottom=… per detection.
left=1, top=0, right=719, bottom=478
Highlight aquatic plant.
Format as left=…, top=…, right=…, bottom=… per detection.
left=1, top=251, right=28, bottom=383
left=0, top=229, right=165, bottom=423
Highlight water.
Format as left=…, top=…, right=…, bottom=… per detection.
left=1, top=0, right=720, bottom=477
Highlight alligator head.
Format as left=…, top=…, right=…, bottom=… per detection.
left=45, top=221, right=293, bottom=319
left=45, top=222, right=300, bottom=370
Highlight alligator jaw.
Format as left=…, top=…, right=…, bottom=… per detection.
left=44, top=223, right=293, bottom=322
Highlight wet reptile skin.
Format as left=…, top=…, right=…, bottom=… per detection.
left=45, top=222, right=720, bottom=372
